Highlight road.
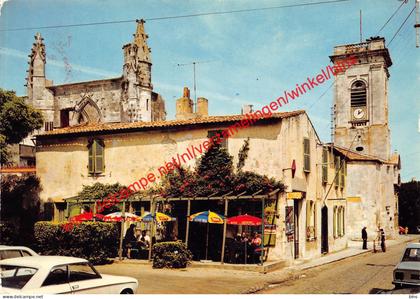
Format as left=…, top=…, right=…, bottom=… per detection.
left=95, top=240, right=416, bottom=294
left=259, top=241, right=410, bottom=294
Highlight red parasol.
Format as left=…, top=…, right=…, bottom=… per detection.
left=69, top=212, right=104, bottom=222
left=227, top=214, right=265, bottom=226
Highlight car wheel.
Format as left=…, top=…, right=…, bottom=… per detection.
left=120, top=289, right=134, bottom=294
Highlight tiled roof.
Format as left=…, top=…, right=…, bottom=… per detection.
left=332, top=145, right=386, bottom=163
left=36, top=110, right=305, bottom=137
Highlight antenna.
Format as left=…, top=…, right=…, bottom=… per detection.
left=176, top=60, right=215, bottom=112
left=415, top=0, right=420, bottom=47
left=360, top=9, right=363, bottom=43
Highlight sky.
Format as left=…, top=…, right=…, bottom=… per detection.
left=0, top=0, right=419, bottom=181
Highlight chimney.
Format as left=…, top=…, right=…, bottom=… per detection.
left=196, top=97, right=208, bottom=117
left=241, top=105, right=253, bottom=115
left=175, top=87, right=194, bottom=120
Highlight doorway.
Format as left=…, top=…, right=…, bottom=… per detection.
left=293, top=200, right=300, bottom=259
left=321, top=205, right=329, bottom=254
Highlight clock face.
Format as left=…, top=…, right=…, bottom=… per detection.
left=353, top=108, right=365, bottom=119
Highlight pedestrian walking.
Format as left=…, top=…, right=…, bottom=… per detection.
left=361, top=227, right=368, bottom=249
left=379, top=228, right=386, bottom=252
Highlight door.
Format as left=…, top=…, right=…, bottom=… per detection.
left=68, top=262, right=104, bottom=294
left=293, top=200, right=299, bottom=259
left=321, top=205, right=329, bottom=254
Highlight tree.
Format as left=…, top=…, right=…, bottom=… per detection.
left=155, top=141, right=285, bottom=197
left=0, top=174, right=42, bottom=245
left=78, top=182, right=126, bottom=214
left=0, top=88, right=43, bottom=164
left=398, top=180, right=420, bottom=233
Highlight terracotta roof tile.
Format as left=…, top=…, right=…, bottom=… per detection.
left=36, top=110, right=305, bottom=137
left=332, top=145, right=385, bottom=163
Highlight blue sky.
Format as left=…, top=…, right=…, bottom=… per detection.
left=0, top=0, right=419, bottom=181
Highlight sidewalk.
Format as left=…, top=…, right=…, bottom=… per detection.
left=288, top=234, right=419, bottom=272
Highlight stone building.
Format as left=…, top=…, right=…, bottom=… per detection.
left=32, top=34, right=400, bottom=263
left=25, top=20, right=166, bottom=134
left=330, top=37, right=401, bottom=239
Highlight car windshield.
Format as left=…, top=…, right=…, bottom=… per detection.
left=402, top=248, right=420, bottom=262
left=0, top=265, right=37, bottom=289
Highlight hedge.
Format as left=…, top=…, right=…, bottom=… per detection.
left=34, top=221, right=118, bottom=264
left=152, top=241, right=192, bottom=269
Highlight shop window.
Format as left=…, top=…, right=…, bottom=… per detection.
left=303, top=138, right=310, bottom=172
left=88, top=139, right=105, bottom=175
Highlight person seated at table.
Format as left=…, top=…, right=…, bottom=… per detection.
left=137, top=230, right=151, bottom=249
left=250, top=232, right=262, bottom=263
left=241, top=232, right=249, bottom=243
left=124, top=224, right=137, bottom=259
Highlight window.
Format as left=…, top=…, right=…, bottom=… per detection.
left=333, top=206, right=338, bottom=238
left=334, top=156, right=340, bottom=187
left=303, top=138, right=310, bottom=172
left=88, top=139, right=105, bottom=175
left=44, top=121, right=54, bottom=131
left=322, top=147, right=328, bottom=184
left=68, top=263, right=101, bottom=282
left=351, top=81, right=367, bottom=107
left=21, top=250, right=32, bottom=257
left=208, top=130, right=227, bottom=149
left=341, top=207, right=345, bottom=236
left=60, top=109, right=70, bottom=127
left=0, top=265, right=37, bottom=290
left=340, top=159, right=346, bottom=188
left=42, top=265, right=68, bottom=286
left=0, top=250, right=22, bottom=260
left=306, top=201, right=316, bottom=241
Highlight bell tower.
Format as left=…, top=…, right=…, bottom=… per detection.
left=121, top=19, right=153, bottom=122
left=331, top=37, right=393, bottom=161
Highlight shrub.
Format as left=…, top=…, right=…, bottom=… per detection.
left=34, top=221, right=118, bottom=264
left=152, top=241, right=192, bottom=269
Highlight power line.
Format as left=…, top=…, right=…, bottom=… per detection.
left=377, top=0, right=406, bottom=34
left=388, top=5, right=416, bottom=46
left=0, top=0, right=350, bottom=32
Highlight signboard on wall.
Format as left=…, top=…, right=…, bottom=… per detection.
left=287, top=192, right=303, bottom=199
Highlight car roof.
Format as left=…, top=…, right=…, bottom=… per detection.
left=406, top=242, right=420, bottom=249
left=0, top=245, right=34, bottom=250
left=0, top=256, right=88, bottom=269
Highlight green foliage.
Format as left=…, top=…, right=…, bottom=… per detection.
left=237, top=138, right=250, bottom=172
left=78, top=182, right=127, bottom=213
left=152, top=241, right=192, bottom=268
left=155, top=141, right=285, bottom=197
left=399, top=180, right=420, bottom=233
left=34, top=221, right=119, bottom=264
left=0, top=222, right=19, bottom=245
left=234, top=171, right=285, bottom=194
left=0, top=174, right=42, bottom=245
left=0, top=88, right=43, bottom=149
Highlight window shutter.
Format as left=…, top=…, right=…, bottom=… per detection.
left=94, top=140, right=104, bottom=173
left=88, top=141, right=94, bottom=174
left=303, top=138, right=310, bottom=172
left=322, top=147, right=328, bottom=183
left=334, top=156, right=340, bottom=186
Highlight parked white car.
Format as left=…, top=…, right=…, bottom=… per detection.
left=0, top=246, right=38, bottom=260
left=393, top=243, right=420, bottom=288
left=0, top=256, right=138, bottom=294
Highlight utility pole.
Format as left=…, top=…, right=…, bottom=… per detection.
left=177, top=60, right=215, bottom=112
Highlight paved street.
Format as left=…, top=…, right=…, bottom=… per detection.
left=95, top=238, right=418, bottom=294
left=260, top=241, right=412, bottom=294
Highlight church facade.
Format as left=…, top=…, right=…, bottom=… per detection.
left=25, top=20, right=166, bottom=134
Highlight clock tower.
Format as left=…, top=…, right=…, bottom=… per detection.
left=331, top=37, right=392, bottom=161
